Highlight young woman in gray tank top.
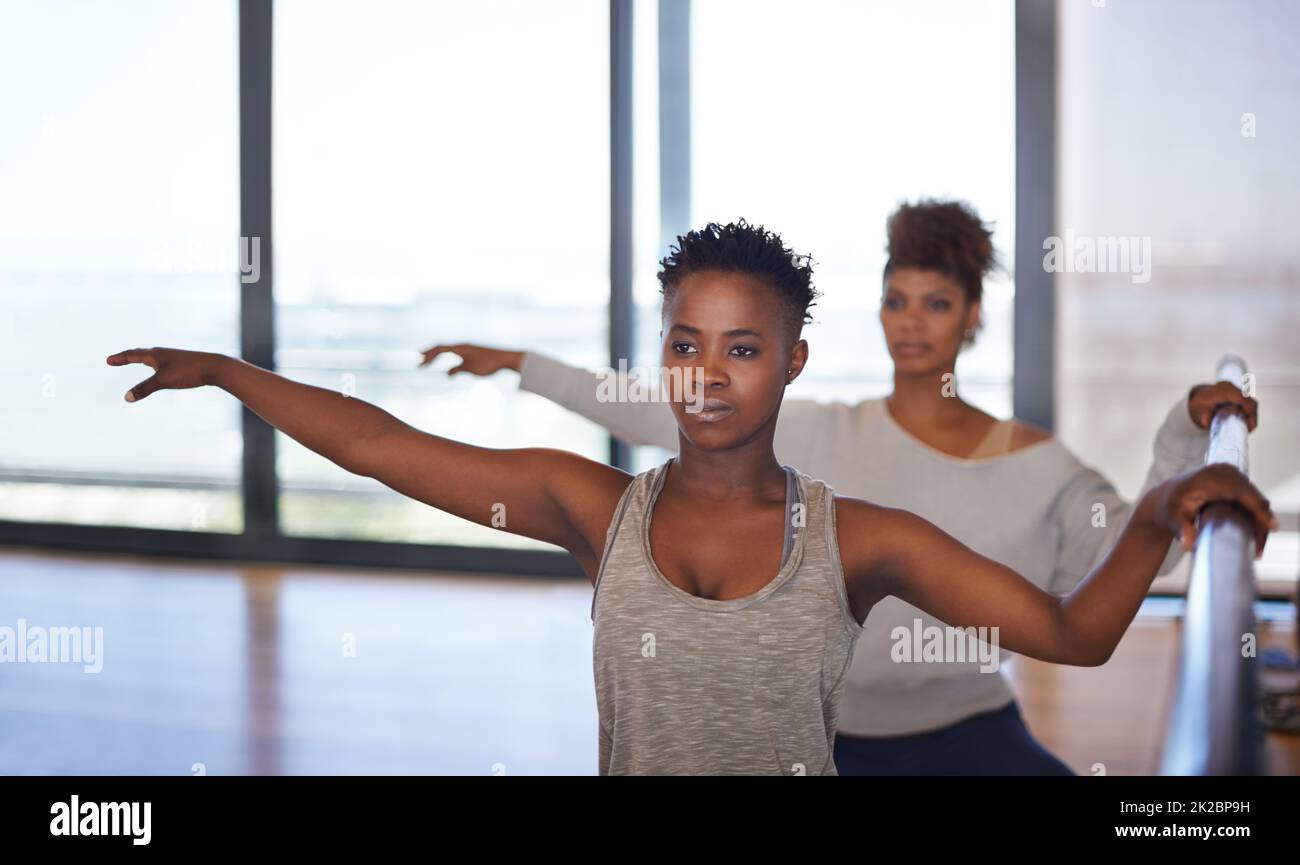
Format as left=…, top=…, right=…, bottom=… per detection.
left=419, top=200, right=1260, bottom=775
left=106, top=220, right=1277, bottom=775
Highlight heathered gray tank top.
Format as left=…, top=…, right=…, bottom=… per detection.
left=591, top=458, right=864, bottom=775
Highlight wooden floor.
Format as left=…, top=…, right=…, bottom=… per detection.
left=1009, top=613, right=1300, bottom=775
left=1, top=547, right=1296, bottom=775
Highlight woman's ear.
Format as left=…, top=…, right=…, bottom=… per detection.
left=786, top=339, right=810, bottom=384
left=966, top=298, right=983, bottom=333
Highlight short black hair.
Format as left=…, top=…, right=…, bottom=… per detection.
left=658, top=219, right=819, bottom=337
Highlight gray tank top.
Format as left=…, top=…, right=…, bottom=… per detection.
left=591, top=458, right=864, bottom=775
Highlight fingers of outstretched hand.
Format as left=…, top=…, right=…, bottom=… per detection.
left=124, top=373, right=160, bottom=403
left=417, top=344, right=464, bottom=368
left=106, top=348, right=157, bottom=369
left=107, top=349, right=163, bottom=402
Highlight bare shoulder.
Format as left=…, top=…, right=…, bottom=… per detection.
left=832, top=495, right=955, bottom=616
left=832, top=494, right=894, bottom=532
left=534, top=448, right=633, bottom=517
left=532, top=448, right=635, bottom=573
left=534, top=446, right=632, bottom=485
left=832, top=495, right=934, bottom=583
left=964, top=404, right=1052, bottom=453
left=1009, top=419, right=1054, bottom=451
left=833, top=495, right=945, bottom=555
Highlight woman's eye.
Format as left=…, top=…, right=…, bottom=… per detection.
left=730, top=346, right=757, bottom=358
left=671, top=342, right=697, bottom=355
left=931, top=300, right=951, bottom=312
left=883, top=297, right=901, bottom=310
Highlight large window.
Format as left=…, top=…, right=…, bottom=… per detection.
left=630, top=0, right=1017, bottom=470
left=273, top=0, right=610, bottom=548
left=0, top=0, right=1289, bottom=604
left=0, top=0, right=242, bottom=532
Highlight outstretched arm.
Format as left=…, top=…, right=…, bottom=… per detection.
left=420, top=344, right=681, bottom=450
left=108, top=347, right=631, bottom=578
left=839, top=463, right=1277, bottom=666
left=419, top=343, right=835, bottom=470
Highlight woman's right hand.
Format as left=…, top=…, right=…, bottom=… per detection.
left=417, top=343, right=522, bottom=377
left=1152, top=463, right=1278, bottom=556
left=106, top=347, right=226, bottom=402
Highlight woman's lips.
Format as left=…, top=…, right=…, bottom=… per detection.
left=691, top=398, right=734, bottom=423
left=893, top=341, right=930, bottom=357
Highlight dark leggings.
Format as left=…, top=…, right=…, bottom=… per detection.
left=833, top=701, right=1075, bottom=776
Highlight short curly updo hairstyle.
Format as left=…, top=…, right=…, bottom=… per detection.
left=883, top=199, right=999, bottom=346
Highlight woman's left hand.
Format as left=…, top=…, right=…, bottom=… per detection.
left=1187, top=381, right=1258, bottom=431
